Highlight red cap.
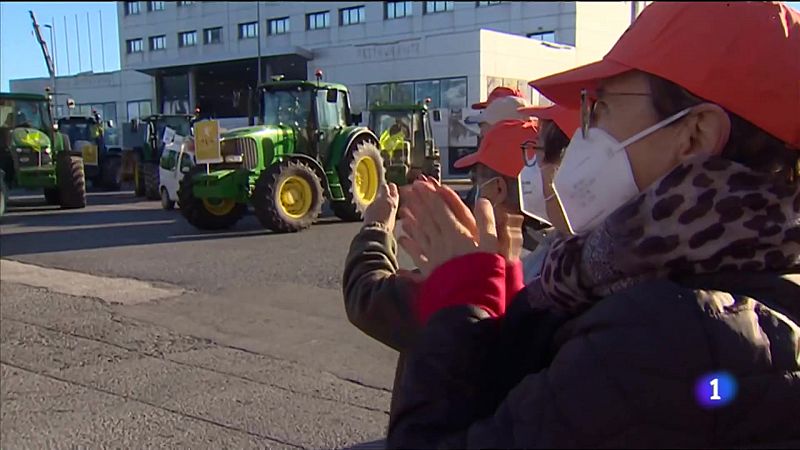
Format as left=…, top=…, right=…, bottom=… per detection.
left=517, top=104, right=580, bottom=138
left=454, top=119, right=539, bottom=177
left=530, top=2, right=800, bottom=149
left=472, top=86, right=525, bottom=110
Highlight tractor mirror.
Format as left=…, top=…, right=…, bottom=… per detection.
left=326, top=89, right=339, bottom=103
left=106, top=120, right=115, bottom=129
left=351, top=112, right=362, bottom=125
left=432, top=110, right=442, bottom=122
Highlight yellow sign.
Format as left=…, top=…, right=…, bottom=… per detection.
left=82, top=144, right=99, bottom=166
left=194, top=120, right=222, bottom=164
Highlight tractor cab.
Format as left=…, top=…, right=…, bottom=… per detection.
left=369, top=100, right=441, bottom=185
left=57, top=114, right=106, bottom=166
left=253, top=78, right=359, bottom=165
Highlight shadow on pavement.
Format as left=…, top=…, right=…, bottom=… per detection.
left=1, top=192, right=351, bottom=257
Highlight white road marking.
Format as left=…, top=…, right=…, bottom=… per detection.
left=0, top=259, right=185, bottom=305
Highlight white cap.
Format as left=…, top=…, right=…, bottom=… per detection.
left=464, top=95, right=531, bottom=125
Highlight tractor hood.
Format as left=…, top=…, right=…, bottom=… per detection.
left=221, top=124, right=296, bottom=140
left=11, top=127, right=51, bottom=152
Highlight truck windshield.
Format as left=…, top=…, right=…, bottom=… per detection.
left=0, top=98, right=51, bottom=132
left=262, top=90, right=312, bottom=128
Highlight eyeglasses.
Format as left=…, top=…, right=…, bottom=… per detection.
left=579, top=88, right=651, bottom=138
left=521, top=139, right=542, bottom=167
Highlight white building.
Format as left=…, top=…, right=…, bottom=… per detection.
left=12, top=1, right=647, bottom=177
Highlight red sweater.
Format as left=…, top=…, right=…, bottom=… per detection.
left=414, top=254, right=524, bottom=325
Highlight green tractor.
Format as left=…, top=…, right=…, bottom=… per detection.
left=0, top=92, right=86, bottom=215
left=57, top=112, right=122, bottom=190
left=179, top=77, right=385, bottom=232
left=369, top=101, right=441, bottom=185
left=122, top=114, right=195, bottom=200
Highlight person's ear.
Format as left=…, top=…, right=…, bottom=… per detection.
left=493, top=178, right=509, bottom=205
left=677, top=103, right=731, bottom=161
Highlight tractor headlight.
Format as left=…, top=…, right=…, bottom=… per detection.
left=224, top=155, right=243, bottom=163
left=43, top=146, right=51, bottom=153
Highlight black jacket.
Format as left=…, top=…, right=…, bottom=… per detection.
left=387, top=272, right=800, bottom=449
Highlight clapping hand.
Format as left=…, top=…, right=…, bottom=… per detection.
left=397, top=178, right=499, bottom=277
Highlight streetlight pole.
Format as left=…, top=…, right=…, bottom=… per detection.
left=256, top=1, right=262, bottom=87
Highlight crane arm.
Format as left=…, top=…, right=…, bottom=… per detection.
left=29, top=10, right=55, bottom=79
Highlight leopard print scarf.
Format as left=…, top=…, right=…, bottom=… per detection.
left=531, top=155, right=800, bottom=314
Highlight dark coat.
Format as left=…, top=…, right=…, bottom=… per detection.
left=387, top=271, right=800, bottom=449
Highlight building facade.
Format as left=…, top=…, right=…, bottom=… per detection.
left=12, top=1, right=647, bottom=177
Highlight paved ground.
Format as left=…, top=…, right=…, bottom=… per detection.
left=0, top=188, right=453, bottom=449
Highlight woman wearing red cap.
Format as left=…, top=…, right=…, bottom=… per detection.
left=387, top=2, right=800, bottom=448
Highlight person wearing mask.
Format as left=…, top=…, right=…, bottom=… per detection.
left=341, top=120, right=537, bottom=421
left=388, top=2, right=800, bottom=448
left=515, top=104, right=579, bottom=281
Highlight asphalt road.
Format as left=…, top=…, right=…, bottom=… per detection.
left=0, top=188, right=449, bottom=449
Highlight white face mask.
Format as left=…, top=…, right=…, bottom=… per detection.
left=551, top=107, right=692, bottom=234
left=518, top=159, right=552, bottom=226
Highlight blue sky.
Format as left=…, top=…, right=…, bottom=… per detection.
left=2, top=1, right=799, bottom=91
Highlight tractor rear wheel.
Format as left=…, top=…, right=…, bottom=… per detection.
left=178, top=167, right=245, bottom=230
left=331, top=138, right=385, bottom=222
left=56, top=152, right=87, bottom=209
left=101, top=156, right=122, bottom=191
left=142, top=162, right=160, bottom=200
left=252, top=160, right=324, bottom=233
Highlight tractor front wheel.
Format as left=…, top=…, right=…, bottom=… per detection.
left=252, top=160, right=324, bottom=233
left=56, top=153, right=87, bottom=209
left=331, top=138, right=385, bottom=222
left=178, top=168, right=245, bottom=230
left=134, top=158, right=146, bottom=197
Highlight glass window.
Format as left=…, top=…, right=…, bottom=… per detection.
left=440, top=77, right=467, bottom=108
left=414, top=80, right=441, bottom=108
left=268, top=17, right=290, bottom=35
left=125, top=1, right=141, bottom=15
left=147, top=1, right=165, bottom=12
left=238, top=22, right=259, bottom=39
left=149, top=35, right=166, bottom=51
left=126, top=38, right=143, bottom=53
left=262, top=90, right=313, bottom=128
left=178, top=30, right=197, bottom=47
left=160, top=150, right=178, bottom=170
left=126, top=100, right=152, bottom=121
left=527, top=31, right=556, bottom=43
left=424, top=1, right=454, bottom=14
left=204, top=27, right=222, bottom=44
left=340, top=6, right=365, bottom=26
left=391, top=82, right=414, bottom=105
left=306, top=11, right=330, bottom=30
left=366, top=84, right=391, bottom=108
left=315, top=90, right=342, bottom=128
left=476, top=1, right=501, bottom=6
left=385, top=1, right=412, bottom=19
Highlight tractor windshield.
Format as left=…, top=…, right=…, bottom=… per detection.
left=0, top=98, right=51, bottom=132
left=262, top=89, right=312, bottom=128
left=59, top=121, right=95, bottom=144
left=372, top=111, right=414, bottom=153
